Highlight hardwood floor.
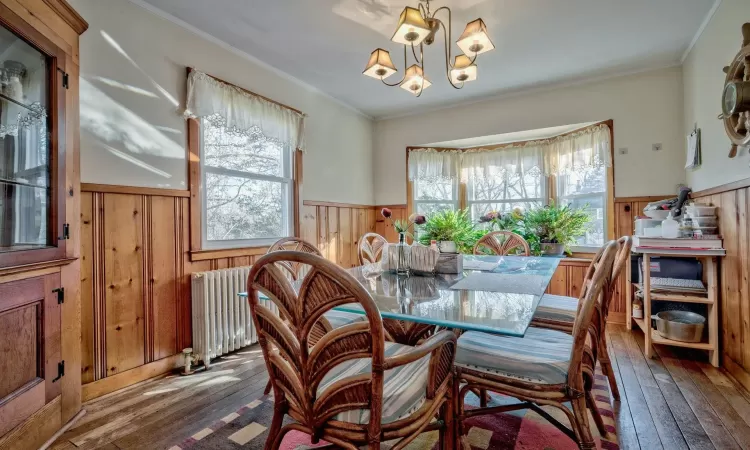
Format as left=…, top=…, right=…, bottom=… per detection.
left=51, top=326, right=750, bottom=449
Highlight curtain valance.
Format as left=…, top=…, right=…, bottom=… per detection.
left=408, top=123, right=611, bottom=180
left=184, top=70, right=306, bottom=150
left=407, top=148, right=461, bottom=181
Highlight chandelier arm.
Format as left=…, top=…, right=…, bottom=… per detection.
left=381, top=45, right=408, bottom=87
left=439, top=18, right=464, bottom=89
left=411, top=42, right=423, bottom=65
left=431, top=7, right=453, bottom=66
left=416, top=43, right=425, bottom=97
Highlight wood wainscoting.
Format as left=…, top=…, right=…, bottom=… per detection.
left=690, top=182, right=750, bottom=391
left=79, top=189, right=639, bottom=398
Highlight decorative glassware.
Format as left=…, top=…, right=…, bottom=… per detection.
left=395, top=232, right=411, bottom=275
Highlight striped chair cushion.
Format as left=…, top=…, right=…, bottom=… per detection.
left=324, top=307, right=366, bottom=329
left=317, top=342, right=429, bottom=424
left=533, top=294, right=578, bottom=324
left=455, top=327, right=573, bottom=385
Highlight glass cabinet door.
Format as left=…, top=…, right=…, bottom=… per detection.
left=0, top=22, right=54, bottom=256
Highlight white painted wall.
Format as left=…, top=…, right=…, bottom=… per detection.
left=70, top=0, right=374, bottom=205
left=374, top=67, right=687, bottom=204
left=683, top=0, right=749, bottom=193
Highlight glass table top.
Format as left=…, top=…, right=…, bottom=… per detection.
left=242, top=255, right=561, bottom=337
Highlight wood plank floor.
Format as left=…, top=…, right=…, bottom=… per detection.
left=51, top=326, right=750, bottom=449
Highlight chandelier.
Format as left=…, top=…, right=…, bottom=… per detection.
left=362, top=0, right=494, bottom=97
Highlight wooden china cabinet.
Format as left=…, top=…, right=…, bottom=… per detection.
left=0, top=1, right=86, bottom=449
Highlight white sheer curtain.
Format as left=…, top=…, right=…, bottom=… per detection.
left=407, top=148, right=461, bottom=181
left=543, top=123, right=611, bottom=175
left=408, top=123, right=611, bottom=179
left=461, top=145, right=544, bottom=183
left=184, top=70, right=306, bottom=150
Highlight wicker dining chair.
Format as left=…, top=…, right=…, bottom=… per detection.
left=247, top=251, right=458, bottom=450
left=531, top=236, right=632, bottom=402
left=358, top=232, right=388, bottom=265
left=473, top=231, right=531, bottom=256
left=268, top=237, right=322, bottom=280
left=454, top=240, right=618, bottom=450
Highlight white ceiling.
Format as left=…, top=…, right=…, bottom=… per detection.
left=139, top=0, right=716, bottom=119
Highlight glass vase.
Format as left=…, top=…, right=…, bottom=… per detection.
left=395, top=232, right=411, bottom=275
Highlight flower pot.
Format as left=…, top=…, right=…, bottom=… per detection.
left=437, top=240, right=457, bottom=253
left=540, top=242, right=565, bottom=256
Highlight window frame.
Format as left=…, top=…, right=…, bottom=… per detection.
left=186, top=70, right=303, bottom=261
left=199, top=118, right=295, bottom=250
left=406, top=120, right=615, bottom=255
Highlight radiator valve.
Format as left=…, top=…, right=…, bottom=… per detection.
left=181, top=348, right=196, bottom=375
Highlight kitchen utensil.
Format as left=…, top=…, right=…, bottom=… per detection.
left=652, top=310, right=706, bottom=343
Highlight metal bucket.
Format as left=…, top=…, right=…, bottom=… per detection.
left=652, top=311, right=706, bottom=343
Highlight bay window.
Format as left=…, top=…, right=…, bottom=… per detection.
left=407, top=122, right=613, bottom=251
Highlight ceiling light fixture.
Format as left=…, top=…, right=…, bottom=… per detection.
left=363, top=0, right=494, bottom=97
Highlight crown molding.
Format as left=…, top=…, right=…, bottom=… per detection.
left=376, top=62, right=682, bottom=122
left=680, top=0, right=723, bottom=63
left=43, top=0, right=88, bottom=34
left=126, top=0, right=372, bottom=120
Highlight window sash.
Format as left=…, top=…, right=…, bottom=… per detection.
left=200, top=120, right=295, bottom=249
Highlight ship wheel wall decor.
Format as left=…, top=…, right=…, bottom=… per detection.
left=721, top=23, right=750, bottom=158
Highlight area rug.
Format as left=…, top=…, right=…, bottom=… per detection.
left=169, top=370, right=619, bottom=450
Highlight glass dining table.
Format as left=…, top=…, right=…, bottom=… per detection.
left=241, top=255, right=561, bottom=338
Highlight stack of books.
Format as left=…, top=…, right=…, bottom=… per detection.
left=632, top=235, right=723, bottom=251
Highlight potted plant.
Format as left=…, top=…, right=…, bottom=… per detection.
left=522, top=202, right=591, bottom=256
left=477, top=208, right=525, bottom=234
left=417, top=209, right=475, bottom=253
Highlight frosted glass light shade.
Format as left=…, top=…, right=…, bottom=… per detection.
left=363, top=48, right=397, bottom=79
left=391, top=7, right=430, bottom=46
left=457, top=19, right=494, bottom=57
left=450, top=54, right=477, bottom=83
left=400, top=64, right=431, bottom=94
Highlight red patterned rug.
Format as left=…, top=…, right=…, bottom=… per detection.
left=170, top=370, right=619, bottom=449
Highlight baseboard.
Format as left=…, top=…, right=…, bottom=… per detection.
left=82, top=354, right=182, bottom=402
left=724, top=355, right=750, bottom=395
left=607, top=311, right=626, bottom=325
left=0, top=396, right=61, bottom=450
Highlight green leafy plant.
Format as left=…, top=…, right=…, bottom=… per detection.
left=418, top=209, right=476, bottom=252
left=521, top=202, right=591, bottom=254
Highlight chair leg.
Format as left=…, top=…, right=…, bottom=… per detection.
left=263, top=379, right=272, bottom=395
left=444, top=390, right=455, bottom=450
left=266, top=405, right=287, bottom=450
left=479, top=388, right=488, bottom=407
left=570, top=396, right=596, bottom=450
left=586, top=389, right=607, bottom=436
left=599, top=335, right=620, bottom=401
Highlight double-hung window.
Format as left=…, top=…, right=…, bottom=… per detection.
left=185, top=70, right=305, bottom=252
left=201, top=119, right=294, bottom=249
left=556, top=159, right=607, bottom=248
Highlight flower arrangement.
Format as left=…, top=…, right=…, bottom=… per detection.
left=381, top=208, right=426, bottom=238
left=477, top=208, right=525, bottom=234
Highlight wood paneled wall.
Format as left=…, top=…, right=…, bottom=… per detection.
left=81, top=190, right=644, bottom=397
left=690, top=185, right=750, bottom=390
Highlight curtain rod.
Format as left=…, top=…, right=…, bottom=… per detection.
left=186, top=67, right=304, bottom=116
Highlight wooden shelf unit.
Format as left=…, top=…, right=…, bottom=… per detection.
left=626, top=246, right=724, bottom=367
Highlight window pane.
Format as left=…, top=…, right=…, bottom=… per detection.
left=203, top=119, right=284, bottom=177
left=469, top=166, right=543, bottom=201
left=470, top=201, right=541, bottom=222
left=415, top=202, right=455, bottom=216
left=558, top=195, right=604, bottom=247
left=557, top=166, right=605, bottom=197
left=205, top=172, right=286, bottom=241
